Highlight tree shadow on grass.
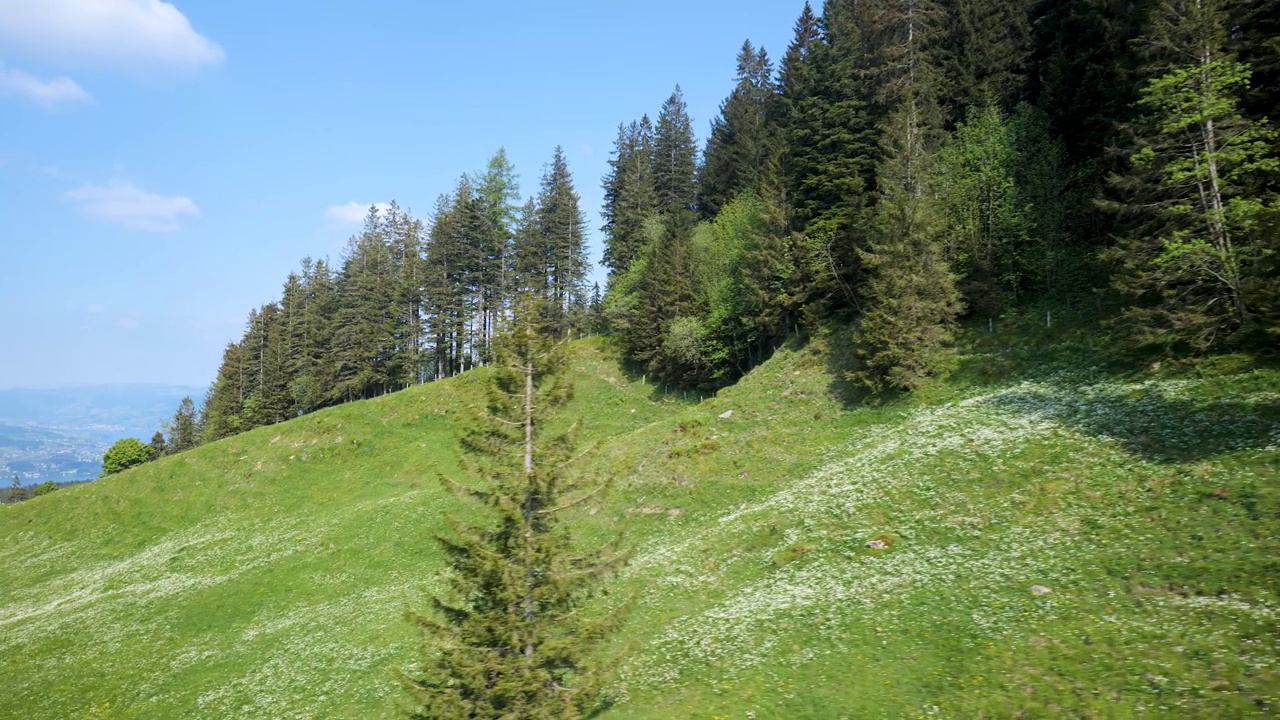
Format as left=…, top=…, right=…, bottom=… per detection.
left=613, top=360, right=712, bottom=405
left=984, top=383, right=1280, bottom=463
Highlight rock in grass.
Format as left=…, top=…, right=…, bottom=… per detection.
left=864, top=533, right=895, bottom=550
left=1031, top=584, right=1052, bottom=596
left=719, top=409, right=734, bottom=419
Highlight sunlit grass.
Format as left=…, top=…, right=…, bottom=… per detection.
left=2, top=330, right=1277, bottom=719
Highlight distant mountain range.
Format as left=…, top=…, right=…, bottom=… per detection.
left=0, top=385, right=204, bottom=484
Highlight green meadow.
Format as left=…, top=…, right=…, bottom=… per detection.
left=3, top=322, right=1278, bottom=719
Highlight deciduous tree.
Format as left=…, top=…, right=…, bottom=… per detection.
left=1105, top=0, right=1279, bottom=350
left=102, top=438, right=154, bottom=476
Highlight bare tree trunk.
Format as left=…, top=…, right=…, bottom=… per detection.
left=524, top=358, right=534, bottom=476
left=1195, top=42, right=1249, bottom=324
left=522, top=352, right=535, bottom=659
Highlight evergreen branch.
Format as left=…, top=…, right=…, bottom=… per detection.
left=535, top=482, right=607, bottom=515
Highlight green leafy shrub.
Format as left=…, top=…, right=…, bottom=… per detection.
left=101, top=437, right=154, bottom=477
left=29, top=481, right=58, bottom=498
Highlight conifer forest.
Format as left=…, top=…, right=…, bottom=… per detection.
left=185, top=0, right=1278, bottom=447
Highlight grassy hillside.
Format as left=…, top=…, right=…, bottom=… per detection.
left=2, top=326, right=1278, bottom=719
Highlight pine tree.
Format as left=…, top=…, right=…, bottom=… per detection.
left=700, top=41, right=780, bottom=218
left=652, top=87, right=699, bottom=219
left=780, top=0, right=878, bottom=317
left=333, top=206, right=399, bottom=398
left=8, top=476, right=24, bottom=503
left=939, top=0, right=1034, bottom=118
left=200, top=340, right=248, bottom=442
left=292, top=258, right=338, bottom=412
left=601, top=118, right=659, bottom=277
left=407, top=296, right=620, bottom=719
left=1028, top=0, right=1155, bottom=159
left=854, top=0, right=964, bottom=391
left=385, top=202, right=427, bottom=386
left=163, top=396, right=200, bottom=453
left=535, top=148, right=589, bottom=337
left=149, top=431, right=167, bottom=459
left=1105, top=0, right=1279, bottom=350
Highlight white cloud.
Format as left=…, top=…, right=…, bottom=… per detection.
left=86, top=304, right=107, bottom=314
left=118, top=319, right=139, bottom=330
left=325, top=201, right=392, bottom=224
left=0, top=0, right=223, bottom=71
left=0, top=63, right=89, bottom=107
left=64, top=181, right=199, bottom=232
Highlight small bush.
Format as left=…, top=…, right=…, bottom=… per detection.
left=29, top=481, right=58, bottom=498
left=101, top=437, right=154, bottom=477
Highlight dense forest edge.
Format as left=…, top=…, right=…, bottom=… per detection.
left=54, top=0, right=1274, bottom=480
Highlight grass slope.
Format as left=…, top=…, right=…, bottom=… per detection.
left=2, top=327, right=1278, bottom=719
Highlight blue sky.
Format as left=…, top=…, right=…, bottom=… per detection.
left=0, top=0, right=803, bottom=390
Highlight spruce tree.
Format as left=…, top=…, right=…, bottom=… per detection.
left=280, top=271, right=308, bottom=412
left=445, top=182, right=488, bottom=373
left=200, top=341, right=248, bottom=442
left=939, top=0, right=1034, bottom=118
left=601, top=119, right=658, bottom=278
left=406, top=296, right=620, bottom=719
left=652, top=87, right=699, bottom=218
left=1028, top=0, right=1154, bottom=160
left=511, top=198, right=545, bottom=300
left=149, top=431, right=167, bottom=459
left=626, top=211, right=703, bottom=375
left=8, top=476, right=25, bottom=503
left=293, top=258, right=338, bottom=412
left=779, top=2, right=823, bottom=205
left=333, top=207, right=399, bottom=398
left=1008, top=103, right=1080, bottom=299
left=384, top=202, right=427, bottom=387
left=854, top=0, right=964, bottom=391
left=856, top=102, right=964, bottom=390
left=1226, top=0, right=1280, bottom=122
left=700, top=41, right=780, bottom=218
left=426, top=192, right=465, bottom=379
left=534, top=148, right=589, bottom=337
left=780, top=0, right=878, bottom=317
left=164, top=396, right=200, bottom=453
left=244, top=303, right=292, bottom=426
left=1105, top=0, right=1279, bottom=350
left=586, top=282, right=604, bottom=336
